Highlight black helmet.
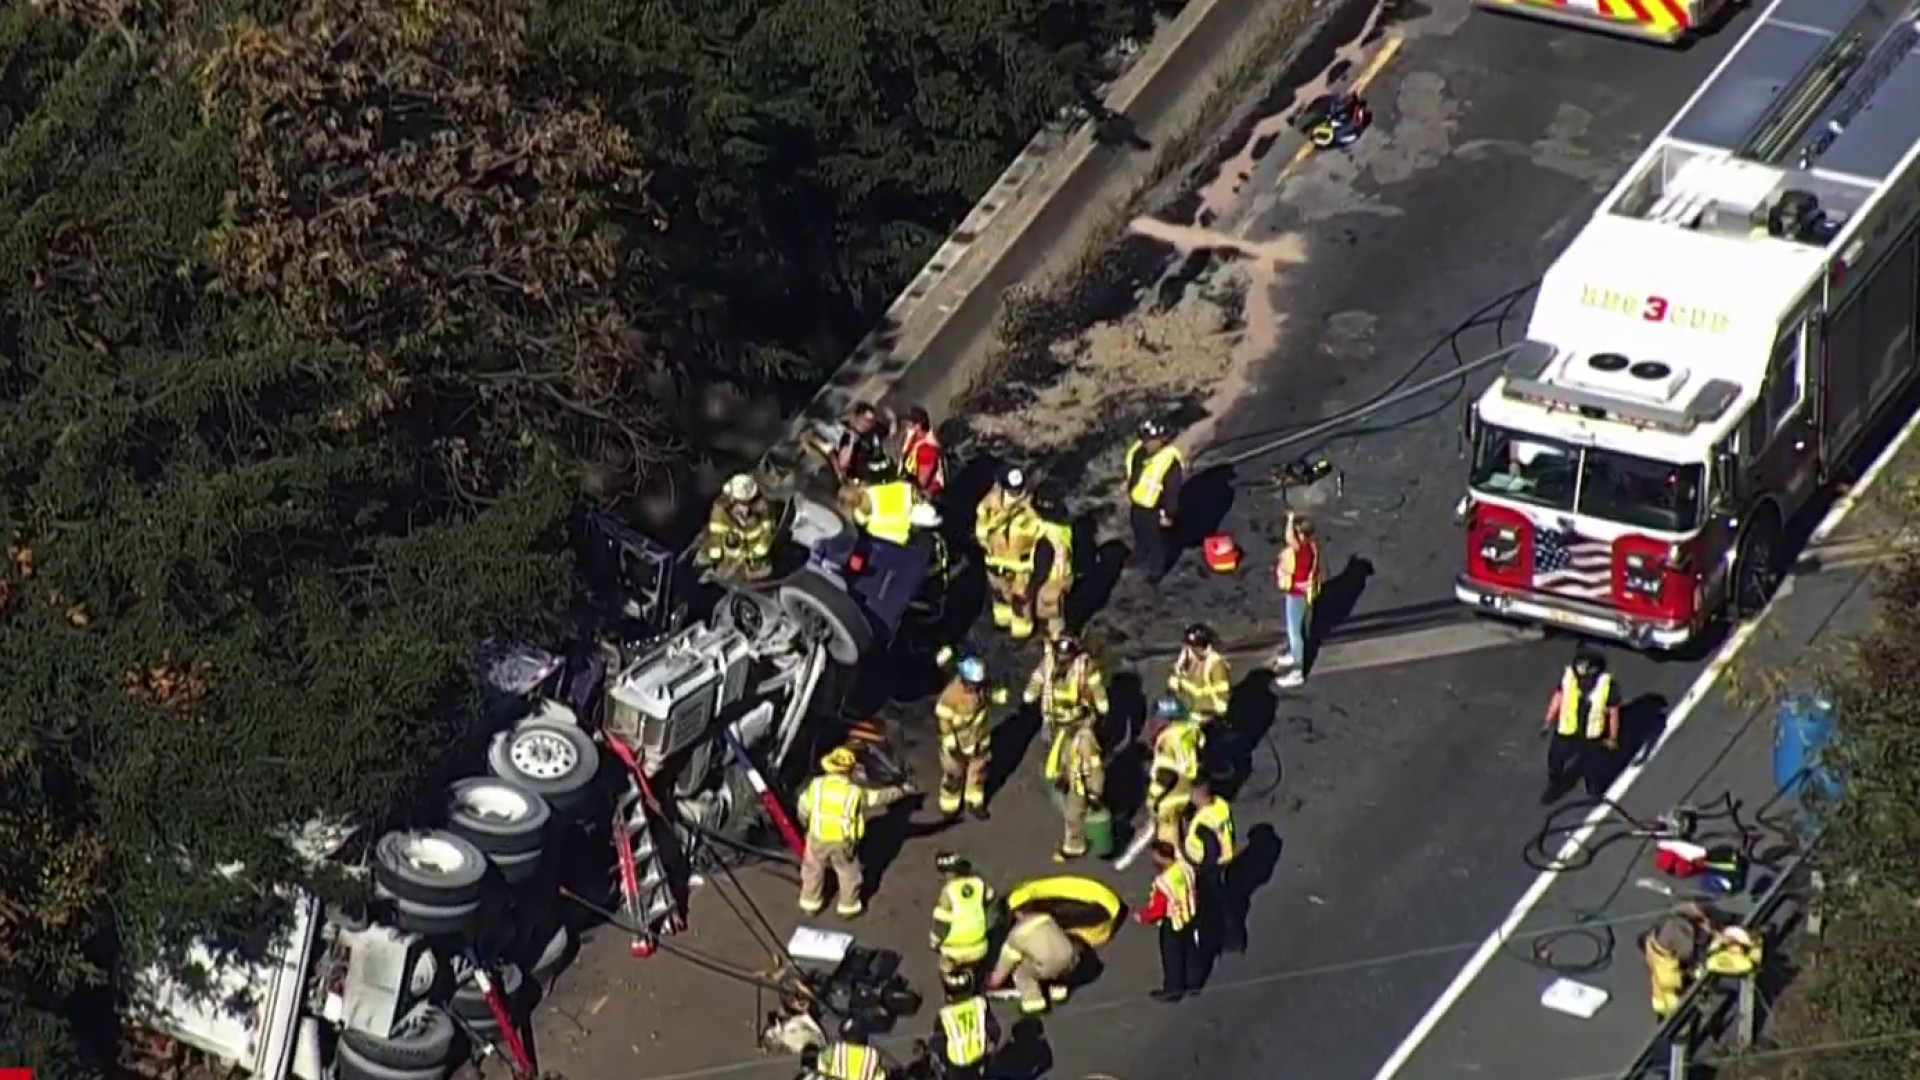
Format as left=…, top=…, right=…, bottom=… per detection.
left=1138, top=417, right=1168, bottom=440
left=1000, top=465, right=1028, bottom=493
left=1052, top=634, right=1081, bottom=658
left=934, top=850, right=972, bottom=876
left=1183, top=623, right=1214, bottom=648
left=942, top=971, right=976, bottom=998
left=838, top=1016, right=871, bottom=1043
left=1571, top=647, right=1605, bottom=676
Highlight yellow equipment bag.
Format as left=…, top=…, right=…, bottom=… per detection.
left=1006, top=876, right=1124, bottom=949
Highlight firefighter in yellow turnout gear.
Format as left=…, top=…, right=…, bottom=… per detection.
left=1168, top=623, right=1232, bottom=725
left=929, top=852, right=996, bottom=975
left=1029, top=497, right=1075, bottom=639
left=1641, top=905, right=1762, bottom=1019
left=986, top=910, right=1078, bottom=1016
left=975, top=466, right=1044, bottom=638
left=1022, top=634, right=1109, bottom=738
left=931, top=970, right=998, bottom=1080
left=1044, top=710, right=1105, bottom=862
left=795, top=748, right=912, bottom=918
left=697, top=473, right=777, bottom=581
left=1146, top=697, right=1204, bottom=846
left=932, top=652, right=1007, bottom=819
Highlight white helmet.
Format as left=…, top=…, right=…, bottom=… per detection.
left=910, top=503, right=943, bottom=529
left=724, top=474, right=759, bottom=502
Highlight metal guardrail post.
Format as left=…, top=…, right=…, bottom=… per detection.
left=1666, top=1025, right=1688, bottom=1076
left=1735, top=974, right=1759, bottom=1049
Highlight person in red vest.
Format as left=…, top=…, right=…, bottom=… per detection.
left=899, top=406, right=946, bottom=496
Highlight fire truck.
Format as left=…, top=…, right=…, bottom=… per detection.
left=1474, top=0, right=1741, bottom=46
left=1456, top=0, right=1920, bottom=651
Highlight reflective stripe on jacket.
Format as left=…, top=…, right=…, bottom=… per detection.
left=863, top=481, right=918, bottom=545
left=1556, top=671, right=1613, bottom=739
left=1125, top=442, right=1183, bottom=508
left=933, top=877, right=991, bottom=955
left=938, top=998, right=990, bottom=1066
left=1183, top=800, right=1236, bottom=865
left=1169, top=647, right=1230, bottom=716
left=1154, top=860, right=1196, bottom=931
left=804, top=776, right=865, bottom=844
left=819, top=1041, right=883, bottom=1080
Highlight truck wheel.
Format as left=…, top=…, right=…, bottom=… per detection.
left=446, top=778, right=551, bottom=856
left=334, top=1044, right=447, bottom=1080
left=450, top=962, right=526, bottom=1021
left=487, top=718, right=602, bottom=815
left=779, top=569, right=874, bottom=664
left=528, top=923, right=577, bottom=984
left=489, top=845, right=544, bottom=885
left=377, top=892, right=484, bottom=938
left=1733, top=511, right=1783, bottom=618
left=341, top=1004, right=457, bottom=1072
left=373, top=831, right=488, bottom=907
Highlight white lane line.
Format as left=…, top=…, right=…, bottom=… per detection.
left=1368, top=406, right=1920, bottom=1080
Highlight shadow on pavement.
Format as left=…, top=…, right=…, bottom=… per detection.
left=993, top=1018, right=1055, bottom=1080
left=1309, top=554, right=1376, bottom=660
left=1212, top=671, right=1279, bottom=799
left=1174, top=464, right=1238, bottom=552
left=1230, top=824, right=1285, bottom=957
left=1071, top=536, right=1131, bottom=631
left=856, top=798, right=938, bottom=904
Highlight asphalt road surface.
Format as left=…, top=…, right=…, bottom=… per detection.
left=1002, top=4, right=1773, bottom=1079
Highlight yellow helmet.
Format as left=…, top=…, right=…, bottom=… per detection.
left=821, top=747, right=858, bottom=774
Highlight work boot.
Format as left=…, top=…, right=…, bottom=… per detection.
left=836, top=901, right=865, bottom=919
left=967, top=804, right=990, bottom=821
left=1149, top=988, right=1184, bottom=1003
left=1051, top=847, right=1083, bottom=864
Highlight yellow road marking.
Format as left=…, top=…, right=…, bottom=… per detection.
left=1282, top=33, right=1404, bottom=173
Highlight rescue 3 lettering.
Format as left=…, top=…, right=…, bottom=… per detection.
left=1580, top=286, right=1730, bottom=334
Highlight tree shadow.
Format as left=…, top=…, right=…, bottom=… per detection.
left=1068, top=536, right=1131, bottom=631
left=1172, top=464, right=1237, bottom=552
left=992, top=1018, right=1055, bottom=1080
left=1101, top=672, right=1150, bottom=833
left=984, top=701, right=1043, bottom=805
left=1307, top=555, right=1374, bottom=665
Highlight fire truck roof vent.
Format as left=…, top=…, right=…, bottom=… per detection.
left=1629, top=360, right=1673, bottom=380
left=1588, top=352, right=1629, bottom=372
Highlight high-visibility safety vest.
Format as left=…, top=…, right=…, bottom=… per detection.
left=1037, top=520, right=1073, bottom=583
left=1278, top=538, right=1322, bottom=602
left=1151, top=721, right=1201, bottom=781
left=1183, top=799, right=1237, bottom=865
left=819, top=1041, right=883, bottom=1080
left=978, top=495, right=1041, bottom=572
left=1125, top=441, right=1183, bottom=509
left=804, top=776, right=866, bottom=844
left=1702, top=932, right=1762, bottom=977
left=1030, top=653, right=1104, bottom=717
left=1154, top=859, right=1196, bottom=931
left=938, top=997, right=990, bottom=1066
left=863, top=481, right=919, bottom=546
left=934, top=877, right=990, bottom=955
left=901, top=429, right=946, bottom=494
left=1169, top=647, right=1230, bottom=717
left=1556, top=671, right=1613, bottom=739
left=935, top=682, right=990, bottom=755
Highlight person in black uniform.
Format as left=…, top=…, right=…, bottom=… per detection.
left=1122, top=418, right=1185, bottom=583
left=1540, top=647, right=1621, bottom=804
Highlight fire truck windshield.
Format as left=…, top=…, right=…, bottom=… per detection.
left=1471, top=425, right=1705, bottom=532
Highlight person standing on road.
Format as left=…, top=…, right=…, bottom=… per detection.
left=930, top=851, right=995, bottom=976
left=1123, top=417, right=1184, bottom=584
left=1044, top=711, right=1105, bottom=863
left=796, top=748, right=913, bottom=918
left=1539, top=647, right=1621, bottom=805
left=1136, top=841, right=1204, bottom=1002
left=933, top=654, right=1004, bottom=820
left=1272, top=513, right=1321, bottom=688
left=976, top=466, right=1044, bottom=638
left=1183, top=779, right=1243, bottom=954
left=1023, top=634, right=1109, bottom=739
left=931, top=970, right=998, bottom=1080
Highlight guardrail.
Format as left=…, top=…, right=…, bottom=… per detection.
left=1616, top=834, right=1827, bottom=1078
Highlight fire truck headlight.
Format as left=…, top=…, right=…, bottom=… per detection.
left=1623, top=553, right=1663, bottom=597
left=1479, top=525, right=1521, bottom=566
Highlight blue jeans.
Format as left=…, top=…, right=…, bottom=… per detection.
left=1283, top=594, right=1312, bottom=668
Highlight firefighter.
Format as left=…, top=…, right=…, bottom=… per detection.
left=696, top=474, right=777, bottom=581
left=1022, top=634, right=1110, bottom=738
left=1168, top=622, right=1232, bottom=725
left=1123, top=417, right=1185, bottom=583
left=832, top=401, right=890, bottom=488
left=808, top=1016, right=888, bottom=1080
left=1183, top=779, right=1243, bottom=954
left=898, top=406, right=947, bottom=497
left=932, top=970, right=998, bottom=1080
left=795, top=748, right=913, bottom=918
left=1029, top=495, right=1075, bottom=640
left=930, top=851, right=995, bottom=975
left=975, top=466, right=1044, bottom=638
left=985, top=909, right=1077, bottom=1015
left=1136, top=842, right=1202, bottom=1002
left=1640, top=905, right=1762, bottom=1019
left=1044, top=707, right=1105, bottom=862
left=1146, top=697, right=1203, bottom=846
left=934, top=654, right=1005, bottom=819
left=1539, top=647, right=1621, bottom=804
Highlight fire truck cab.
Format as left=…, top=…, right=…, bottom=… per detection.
left=1457, top=0, right=1920, bottom=651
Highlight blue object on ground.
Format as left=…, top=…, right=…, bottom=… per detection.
left=1773, top=688, right=1844, bottom=834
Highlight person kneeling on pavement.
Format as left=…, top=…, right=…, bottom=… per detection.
left=1641, top=903, right=1763, bottom=1019
left=985, top=910, right=1078, bottom=1016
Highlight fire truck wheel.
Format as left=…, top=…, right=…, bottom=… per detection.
left=450, top=962, right=526, bottom=1021
left=528, top=924, right=577, bottom=984
left=334, top=1045, right=447, bottom=1080
left=488, top=845, right=544, bottom=885
left=486, top=718, right=603, bottom=816
left=374, top=831, right=488, bottom=907
left=377, top=892, right=484, bottom=938
left=340, top=1004, right=458, bottom=1073
left=779, top=570, right=874, bottom=665
left=445, top=778, right=551, bottom=857
left=1734, top=511, right=1783, bottom=617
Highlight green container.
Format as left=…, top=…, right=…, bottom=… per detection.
left=1084, top=807, right=1115, bottom=859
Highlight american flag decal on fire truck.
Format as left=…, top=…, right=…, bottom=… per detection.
left=1534, top=525, right=1613, bottom=600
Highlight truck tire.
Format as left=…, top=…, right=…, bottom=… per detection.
left=450, top=962, right=526, bottom=1021
left=340, top=1004, right=457, bottom=1072
left=1733, top=509, right=1784, bottom=618
left=489, top=845, right=544, bottom=885
left=779, top=570, right=874, bottom=664
left=528, top=924, right=576, bottom=984
left=334, top=1044, right=447, bottom=1080
left=376, top=892, right=483, bottom=938
left=373, top=831, right=487, bottom=907
left=446, top=778, right=550, bottom=856
left=487, top=719, right=602, bottom=814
